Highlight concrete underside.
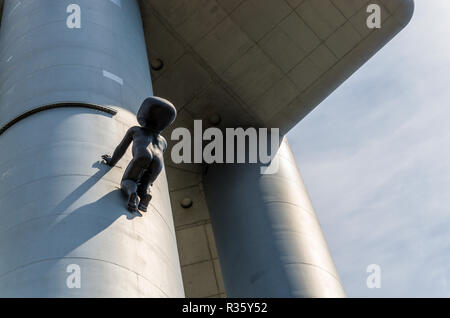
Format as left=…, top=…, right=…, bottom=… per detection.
left=136, top=0, right=413, bottom=297
left=139, top=0, right=414, bottom=133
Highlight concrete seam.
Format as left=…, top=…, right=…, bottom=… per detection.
left=146, top=3, right=262, bottom=126
left=267, top=12, right=397, bottom=125
left=175, top=219, right=212, bottom=232
left=203, top=224, right=221, bottom=295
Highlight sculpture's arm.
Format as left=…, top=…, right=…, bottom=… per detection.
left=102, top=127, right=136, bottom=167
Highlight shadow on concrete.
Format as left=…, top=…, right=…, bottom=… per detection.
left=44, top=161, right=143, bottom=255
left=0, top=160, right=149, bottom=296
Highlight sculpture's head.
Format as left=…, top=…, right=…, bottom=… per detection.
left=137, top=96, right=177, bottom=133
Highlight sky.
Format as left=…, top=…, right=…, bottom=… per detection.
left=288, top=0, right=450, bottom=297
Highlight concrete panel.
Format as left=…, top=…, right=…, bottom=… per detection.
left=181, top=261, right=219, bottom=298
left=194, top=17, right=253, bottom=75
left=173, top=0, right=227, bottom=46
left=249, top=76, right=298, bottom=122
left=171, top=185, right=211, bottom=228
left=308, top=44, right=338, bottom=72
left=222, top=46, right=283, bottom=105
left=141, top=10, right=185, bottom=80
left=230, top=0, right=291, bottom=42
left=259, top=12, right=319, bottom=72
left=297, top=0, right=346, bottom=40
left=176, top=225, right=211, bottom=266
left=288, top=58, right=324, bottom=92
left=216, top=0, right=244, bottom=13
left=285, top=0, right=304, bottom=9
left=153, top=54, right=211, bottom=110
left=325, top=21, right=362, bottom=59
left=184, top=84, right=257, bottom=128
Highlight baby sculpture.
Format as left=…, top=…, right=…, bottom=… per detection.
left=102, top=97, right=176, bottom=214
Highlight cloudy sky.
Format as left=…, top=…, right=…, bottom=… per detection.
left=288, top=0, right=450, bottom=297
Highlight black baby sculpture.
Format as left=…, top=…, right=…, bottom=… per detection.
left=102, top=97, right=176, bottom=214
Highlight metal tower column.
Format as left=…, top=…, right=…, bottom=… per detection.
left=204, top=138, right=346, bottom=297
left=0, top=0, right=184, bottom=297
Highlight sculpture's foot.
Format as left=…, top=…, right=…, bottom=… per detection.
left=138, top=193, right=152, bottom=212
left=127, top=192, right=139, bottom=213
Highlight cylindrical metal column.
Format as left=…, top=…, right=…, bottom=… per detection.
left=204, top=138, right=346, bottom=297
left=0, top=0, right=184, bottom=297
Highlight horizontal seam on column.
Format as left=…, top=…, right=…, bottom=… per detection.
left=229, top=243, right=344, bottom=290
left=0, top=257, right=172, bottom=297
left=0, top=179, right=178, bottom=247
left=152, top=209, right=177, bottom=242
left=0, top=173, right=120, bottom=200
left=282, top=261, right=345, bottom=290
left=0, top=102, right=117, bottom=136
left=0, top=177, right=178, bottom=243
left=0, top=208, right=178, bottom=248
left=261, top=200, right=316, bottom=217
left=260, top=174, right=307, bottom=189
left=271, top=228, right=330, bottom=246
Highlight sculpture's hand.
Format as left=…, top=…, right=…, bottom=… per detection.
left=102, top=154, right=113, bottom=166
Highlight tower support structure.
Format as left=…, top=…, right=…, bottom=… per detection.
left=204, top=138, right=346, bottom=297
left=0, top=0, right=184, bottom=297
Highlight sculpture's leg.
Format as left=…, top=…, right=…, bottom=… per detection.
left=137, top=175, right=152, bottom=213
left=137, top=158, right=163, bottom=212
left=121, top=157, right=153, bottom=213
left=120, top=179, right=139, bottom=213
